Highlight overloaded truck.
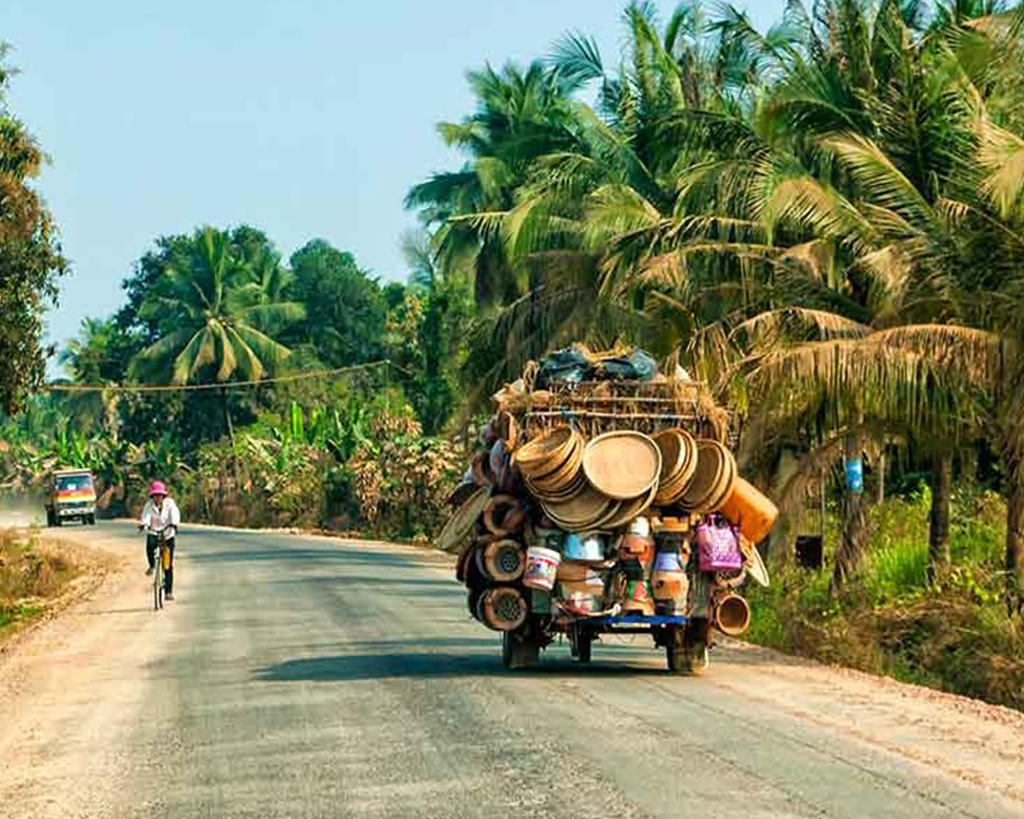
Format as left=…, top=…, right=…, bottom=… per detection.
left=44, top=468, right=98, bottom=526
left=438, top=346, right=778, bottom=674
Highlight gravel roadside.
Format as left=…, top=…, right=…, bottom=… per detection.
left=0, top=524, right=1022, bottom=818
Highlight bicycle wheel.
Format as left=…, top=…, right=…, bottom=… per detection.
left=154, top=559, right=163, bottom=611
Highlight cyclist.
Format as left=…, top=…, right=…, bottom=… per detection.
left=138, top=480, right=181, bottom=600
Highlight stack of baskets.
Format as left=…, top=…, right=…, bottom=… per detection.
left=439, top=348, right=778, bottom=640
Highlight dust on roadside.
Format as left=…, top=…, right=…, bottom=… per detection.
left=0, top=524, right=127, bottom=654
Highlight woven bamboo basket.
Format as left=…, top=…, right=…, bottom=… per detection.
left=515, top=379, right=732, bottom=449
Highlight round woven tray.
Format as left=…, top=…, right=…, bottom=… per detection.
left=582, top=431, right=661, bottom=501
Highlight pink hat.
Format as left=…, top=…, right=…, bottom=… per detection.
left=149, top=480, right=168, bottom=497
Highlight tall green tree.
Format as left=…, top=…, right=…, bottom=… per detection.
left=58, top=317, right=135, bottom=434
left=406, top=60, right=582, bottom=307
left=0, top=46, right=69, bottom=412
left=129, top=227, right=305, bottom=440
left=287, top=239, right=387, bottom=367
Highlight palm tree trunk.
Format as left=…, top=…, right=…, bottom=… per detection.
left=928, top=452, right=952, bottom=582
left=221, top=387, right=235, bottom=445
left=831, top=428, right=869, bottom=594
left=961, top=446, right=977, bottom=484
left=1006, top=465, right=1024, bottom=616
left=768, top=447, right=800, bottom=568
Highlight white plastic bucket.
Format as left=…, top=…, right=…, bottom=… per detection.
left=524, top=546, right=561, bottom=591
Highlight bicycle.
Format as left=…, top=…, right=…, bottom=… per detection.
left=147, top=526, right=174, bottom=611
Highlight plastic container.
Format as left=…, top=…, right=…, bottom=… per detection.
left=653, top=549, right=684, bottom=572
left=720, top=477, right=779, bottom=545
left=628, top=516, right=651, bottom=537
left=563, top=532, right=605, bottom=562
left=523, top=546, right=561, bottom=591
left=618, top=534, right=654, bottom=572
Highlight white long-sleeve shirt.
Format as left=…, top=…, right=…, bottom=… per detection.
left=140, top=497, right=181, bottom=536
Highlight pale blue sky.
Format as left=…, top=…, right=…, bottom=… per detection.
left=4, top=1, right=779, bottom=353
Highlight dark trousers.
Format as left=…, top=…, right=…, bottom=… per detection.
left=146, top=535, right=176, bottom=593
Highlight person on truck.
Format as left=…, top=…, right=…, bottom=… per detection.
left=138, top=480, right=181, bottom=600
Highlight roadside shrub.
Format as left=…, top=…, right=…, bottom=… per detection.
left=745, top=490, right=1023, bottom=711
left=348, top=406, right=460, bottom=539
left=0, top=530, right=80, bottom=632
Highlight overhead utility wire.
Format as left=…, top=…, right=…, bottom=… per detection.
left=42, top=360, right=393, bottom=394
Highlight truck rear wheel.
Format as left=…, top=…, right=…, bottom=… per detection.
left=502, top=631, right=539, bottom=670
left=665, top=624, right=700, bottom=675
left=570, top=627, right=593, bottom=663
left=576, top=633, right=592, bottom=663
left=666, top=644, right=698, bottom=674
left=46, top=509, right=55, bottom=527
left=87, top=514, right=96, bottom=526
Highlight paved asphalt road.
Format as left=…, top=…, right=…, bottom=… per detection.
left=3, top=522, right=1023, bottom=819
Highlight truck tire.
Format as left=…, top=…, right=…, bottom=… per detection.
left=502, top=631, right=539, bottom=670
left=665, top=624, right=700, bottom=675
left=576, top=632, right=593, bottom=664
left=87, top=514, right=96, bottom=526
left=570, top=626, right=593, bottom=663
left=667, top=645, right=694, bottom=674
left=46, top=509, right=55, bottom=527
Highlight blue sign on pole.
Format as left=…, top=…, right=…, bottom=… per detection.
left=845, top=459, right=864, bottom=493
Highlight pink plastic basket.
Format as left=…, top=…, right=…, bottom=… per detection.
left=695, top=515, right=742, bottom=572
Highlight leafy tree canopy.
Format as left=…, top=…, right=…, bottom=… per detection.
left=0, top=46, right=69, bottom=412
left=287, top=239, right=388, bottom=367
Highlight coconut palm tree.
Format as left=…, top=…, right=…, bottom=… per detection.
left=405, top=60, right=582, bottom=307
left=457, top=2, right=791, bottom=388
left=59, top=317, right=130, bottom=435
left=490, top=0, right=999, bottom=585
left=247, top=247, right=292, bottom=307
left=129, top=227, right=306, bottom=441
left=732, top=3, right=1024, bottom=599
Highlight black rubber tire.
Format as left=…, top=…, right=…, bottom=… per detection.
left=87, top=514, right=96, bottom=526
left=665, top=625, right=698, bottom=675
left=154, top=562, right=163, bottom=611
left=502, top=631, right=539, bottom=670
left=576, top=632, right=593, bottom=664
left=45, top=509, right=55, bottom=527
left=53, top=514, right=62, bottom=528
left=467, top=587, right=486, bottom=620
left=666, top=644, right=694, bottom=674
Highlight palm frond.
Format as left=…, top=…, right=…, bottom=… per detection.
left=171, top=326, right=215, bottom=385
left=975, top=115, right=1024, bottom=219
left=548, top=31, right=606, bottom=91
left=239, top=302, right=306, bottom=334
left=129, top=328, right=198, bottom=381
left=824, top=132, right=938, bottom=230
left=734, top=308, right=872, bottom=345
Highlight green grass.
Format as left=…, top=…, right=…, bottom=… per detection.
left=745, top=487, right=1024, bottom=711
left=0, top=604, right=44, bottom=631
left=0, top=528, right=79, bottom=636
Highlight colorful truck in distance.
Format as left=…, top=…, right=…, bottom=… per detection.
left=45, top=468, right=97, bottom=526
